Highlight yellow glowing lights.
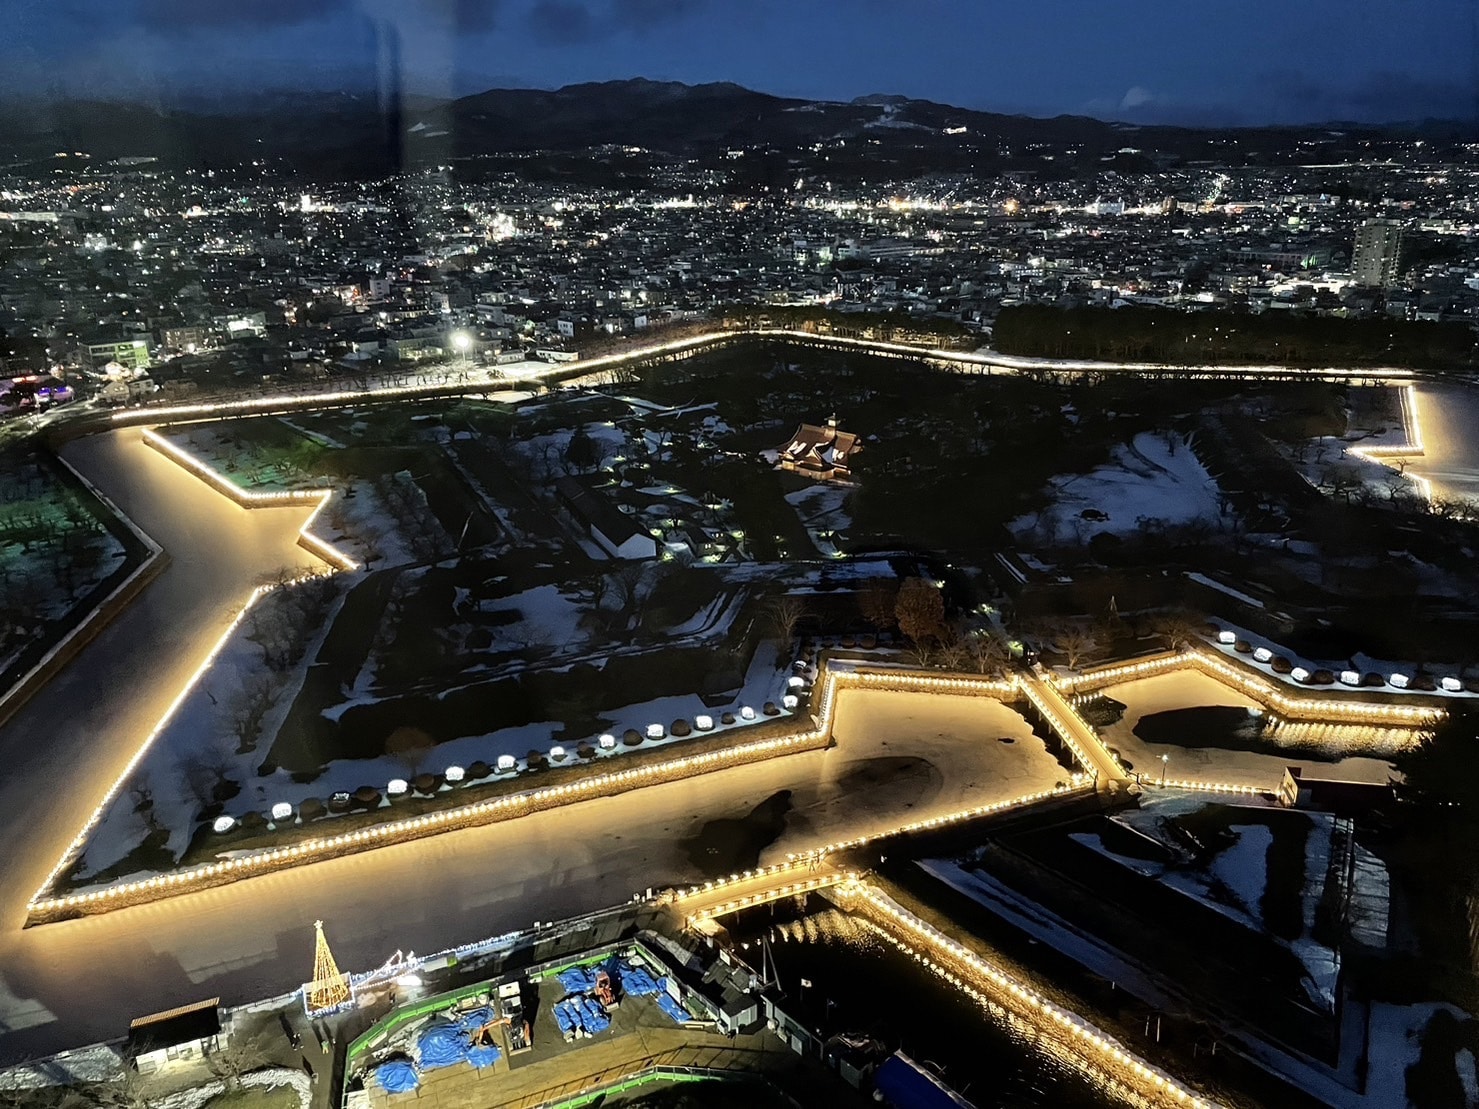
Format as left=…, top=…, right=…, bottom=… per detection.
left=140, top=429, right=358, bottom=572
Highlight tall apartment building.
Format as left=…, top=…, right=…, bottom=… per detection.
left=1352, top=219, right=1403, bottom=288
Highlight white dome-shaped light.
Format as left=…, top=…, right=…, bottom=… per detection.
left=1290, top=667, right=1310, bottom=682
left=496, top=754, right=517, bottom=772
left=1339, top=670, right=1361, bottom=686
left=740, top=706, right=756, bottom=721
left=445, top=765, right=465, bottom=782
left=270, top=802, right=293, bottom=822
left=212, top=815, right=236, bottom=834
left=1389, top=673, right=1410, bottom=689
left=1253, top=647, right=1273, bottom=663
left=788, top=676, right=805, bottom=688
left=387, top=778, right=409, bottom=796
left=1442, top=676, right=1463, bottom=692
left=782, top=694, right=799, bottom=709
left=550, top=746, right=567, bottom=761
left=1217, top=630, right=1236, bottom=645
left=695, top=715, right=714, bottom=731
left=646, top=723, right=665, bottom=739
left=598, top=733, right=617, bottom=749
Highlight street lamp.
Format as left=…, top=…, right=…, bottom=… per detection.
left=451, top=330, right=471, bottom=370
left=1159, top=753, right=1169, bottom=787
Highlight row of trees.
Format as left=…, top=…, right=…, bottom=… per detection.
left=993, top=304, right=1475, bottom=369
left=719, top=304, right=978, bottom=348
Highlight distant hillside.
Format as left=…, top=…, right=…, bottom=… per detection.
left=0, top=77, right=1471, bottom=179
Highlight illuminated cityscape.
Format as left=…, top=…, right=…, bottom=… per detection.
left=1, top=3, right=1478, bottom=1108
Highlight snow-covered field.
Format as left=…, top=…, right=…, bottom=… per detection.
left=1011, top=432, right=1223, bottom=545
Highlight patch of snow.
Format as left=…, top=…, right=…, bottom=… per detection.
left=1012, top=432, right=1224, bottom=545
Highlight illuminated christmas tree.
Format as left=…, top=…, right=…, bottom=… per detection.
left=307, top=919, right=352, bottom=1012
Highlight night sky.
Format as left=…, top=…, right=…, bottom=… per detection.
left=5, top=0, right=1474, bottom=125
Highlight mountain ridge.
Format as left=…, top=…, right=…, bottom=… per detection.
left=0, top=77, right=1470, bottom=178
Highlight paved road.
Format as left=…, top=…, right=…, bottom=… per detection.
left=0, top=443, right=1064, bottom=1064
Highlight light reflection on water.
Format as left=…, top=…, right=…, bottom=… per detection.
left=739, top=907, right=1127, bottom=1108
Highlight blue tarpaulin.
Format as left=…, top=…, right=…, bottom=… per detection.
left=457, top=1007, right=495, bottom=1032
left=557, top=966, right=597, bottom=992
left=373, top=1059, right=420, bottom=1094
left=622, top=966, right=660, bottom=995
left=467, top=1042, right=502, bottom=1069
left=553, top=995, right=610, bottom=1035
left=417, top=1023, right=468, bottom=1070
left=655, top=995, right=688, bottom=1023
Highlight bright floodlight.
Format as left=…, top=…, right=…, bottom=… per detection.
left=270, top=802, right=293, bottom=822
left=451, top=330, right=471, bottom=352
left=212, top=815, right=236, bottom=834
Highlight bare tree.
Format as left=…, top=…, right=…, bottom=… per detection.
left=1148, top=609, right=1202, bottom=653
left=245, top=603, right=295, bottom=670
left=606, top=563, right=647, bottom=629
left=967, top=630, right=1012, bottom=677
left=766, top=595, right=806, bottom=645
left=206, top=1040, right=268, bottom=1093
left=935, top=624, right=969, bottom=671
left=858, top=577, right=898, bottom=632
left=894, top=577, right=945, bottom=658
left=226, top=673, right=277, bottom=753
left=1050, top=622, right=1099, bottom=671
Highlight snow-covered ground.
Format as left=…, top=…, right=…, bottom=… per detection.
left=1096, top=669, right=1404, bottom=789
left=1011, top=431, right=1224, bottom=545
left=785, top=481, right=853, bottom=556
left=1203, top=618, right=1477, bottom=699
left=1075, top=795, right=1343, bottom=1010
left=67, top=580, right=792, bottom=889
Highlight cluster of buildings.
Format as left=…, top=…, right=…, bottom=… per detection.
left=0, top=141, right=1476, bottom=390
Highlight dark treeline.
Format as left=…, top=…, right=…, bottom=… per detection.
left=719, top=304, right=977, bottom=347
left=993, top=305, right=1476, bottom=369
